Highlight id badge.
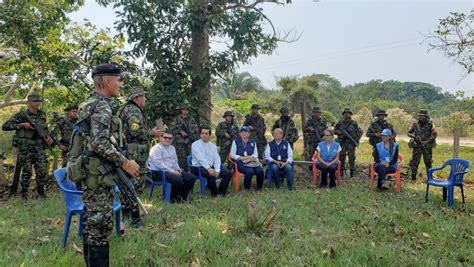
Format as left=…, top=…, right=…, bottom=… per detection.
left=244, top=151, right=248, bottom=156
left=278, top=155, right=281, bottom=161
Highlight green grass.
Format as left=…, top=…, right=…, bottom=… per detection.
left=1, top=177, right=473, bottom=266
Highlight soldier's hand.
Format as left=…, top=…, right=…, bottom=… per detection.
left=375, top=133, right=382, bottom=138
left=180, top=131, right=188, bottom=137
left=122, top=160, right=140, bottom=177
left=45, top=136, right=54, bottom=146
left=151, top=127, right=163, bottom=137
left=18, top=122, right=33, bottom=129
left=225, top=133, right=230, bottom=139
left=59, top=144, right=68, bottom=151
left=308, top=127, right=315, bottom=132
left=421, top=140, right=428, bottom=145
left=248, top=126, right=254, bottom=130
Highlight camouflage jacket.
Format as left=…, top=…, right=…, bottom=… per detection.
left=334, top=118, right=361, bottom=145
left=52, top=116, right=77, bottom=146
left=78, top=92, right=127, bottom=167
left=243, top=114, right=267, bottom=145
left=407, top=119, right=437, bottom=148
left=216, top=121, right=239, bottom=147
left=272, top=116, right=299, bottom=144
left=366, top=119, right=396, bottom=146
left=171, top=115, right=199, bottom=144
left=2, top=109, right=49, bottom=144
left=304, top=116, right=328, bottom=145
left=118, top=101, right=149, bottom=145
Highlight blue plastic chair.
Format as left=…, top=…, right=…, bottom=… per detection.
left=187, top=155, right=207, bottom=197
left=425, top=158, right=471, bottom=208
left=266, top=162, right=294, bottom=188
left=146, top=160, right=171, bottom=203
left=54, top=168, right=122, bottom=248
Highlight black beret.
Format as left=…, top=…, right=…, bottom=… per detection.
left=91, top=64, right=121, bottom=78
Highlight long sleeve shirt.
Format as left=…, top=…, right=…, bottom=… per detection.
left=191, top=139, right=222, bottom=171
left=230, top=139, right=258, bottom=160
left=148, top=143, right=181, bottom=173
left=264, top=141, right=294, bottom=164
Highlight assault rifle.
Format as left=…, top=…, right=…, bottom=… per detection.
left=412, top=130, right=432, bottom=163
left=341, top=129, right=359, bottom=147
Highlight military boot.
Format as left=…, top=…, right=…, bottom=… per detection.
left=83, top=236, right=90, bottom=267
left=350, top=169, right=355, bottom=178
left=131, top=210, right=144, bottom=228
left=411, top=169, right=417, bottom=180
left=88, top=244, right=109, bottom=267
left=37, top=185, right=47, bottom=200
left=21, top=188, right=28, bottom=201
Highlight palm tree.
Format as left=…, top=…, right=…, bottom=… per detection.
left=213, top=72, right=264, bottom=99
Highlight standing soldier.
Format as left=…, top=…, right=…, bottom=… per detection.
left=171, top=105, right=199, bottom=169
left=272, top=107, right=299, bottom=149
left=366, top=109, right=396, bottom=148
left=334, top=108, right=362, bottom=178
left=407, top=109, right=437, bottom=180
left=216, top=111, right=239, bottom=167
left=243, top=104, right=267, bottom=159
left=53, top=104, right=78, bottom=167
left=2, top=91, right=54, bottom=200
left=118, top=87, right=160, bottom=227
left=77, top=64, right=140, bottom=266
left=304, top=107, right=328, bottom=160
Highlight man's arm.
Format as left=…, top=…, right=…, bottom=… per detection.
left=149, top=146, right=175, bottom=173
left=264, top=144, right=273, bottom=163
left=230, top=140, right=239, bottom=160
left=212, top=144, right=221, bottom=172
left=287, top=145, right=293, bottom=164
left=191, top=141, right=211, bottom=169
left=2, top=112, right=24, bottom=131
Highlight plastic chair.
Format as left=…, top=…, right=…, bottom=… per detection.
left=312, top=151, right=342, bottom=186
left=54, top=168, right=122, bottom=249
left=228, top=154, right=244, bottom=192
left=187, top=155, right=207, bottom=197
left=369, top=154, right=404, bottom=192
left=266, top=161, right=294, bottom=188
left=425, top=158, right=471, bottom=208
left=146, top=160, right=171, bottom=203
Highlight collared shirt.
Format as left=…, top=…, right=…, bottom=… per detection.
left=264, top=140, right=294, bottom=164
left=148, top=143, right=181, bottom=173
left=191, top=139, right=222, bottom=171
left=316, top=141, right=342, bottom=153
left=230, top=138, right=258, bottom=160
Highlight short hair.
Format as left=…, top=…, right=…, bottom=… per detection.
left=162, top=129, right=173, bottom=136
left=200, top=126, right=212, bottom=135
left=273, top=128, right=283, bottom=134
left=324, top=129, right=334, bottom=136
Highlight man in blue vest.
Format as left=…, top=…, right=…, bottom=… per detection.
left=373, top=129, right=399, bottom=190
left=316, top=129, right=341, bottom=188
left=264, top=128, right=294, bottom=190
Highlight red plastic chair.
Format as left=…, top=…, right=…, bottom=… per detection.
left=312, top=151, right=342, bottom=186
left=369, top=154, right=404, bottom=192
left=228, top=154, right=244, bottom=192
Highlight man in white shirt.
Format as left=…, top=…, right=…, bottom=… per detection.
left=264, top=128, right=294, bottom=190
left=148, top=130, right=196, bottom=202
left=191, top=126, right=232, bottom=196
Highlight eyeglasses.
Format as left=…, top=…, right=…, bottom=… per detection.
left=324, top=134, right=333, bottom=136
left=162, top=136, right=173, bottom=140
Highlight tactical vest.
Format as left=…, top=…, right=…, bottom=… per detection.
left=118, top=102, right=148, bottom=163
left=235, top=136, right=256, bottom=157
left=318, top=141, right=340, bottom=162
left=269, top=140, right=289, bottom=162
left=376, top=141, right=398, bottom=168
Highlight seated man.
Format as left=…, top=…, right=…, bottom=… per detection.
left=191, top=126, right=232, bottom=197
left=148, top=130, right=196, bottom=202
left=316, top=129, right=341, bottom=188
left=373, top=129, right=399, bottom=190
left=230, top=126, right=264, bottom=191
left=264, top=128, right=294, bottom=190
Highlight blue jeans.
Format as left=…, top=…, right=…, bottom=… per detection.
left=375, top=164, right=396, bottom=189
left=269, top=163, right=294, bottom=190
left=237, top=161, right=264, bottom=190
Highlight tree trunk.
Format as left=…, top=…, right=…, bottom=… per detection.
left=300, top=101, right=307, bottom=159
left=453, top=128, right=461, bottom=158
left=190, top=0, right=211, bottom=123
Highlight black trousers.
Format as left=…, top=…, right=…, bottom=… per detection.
left=152, top=171, right=196, bottom=202
left=193, top=167, right=232, bottom=196
left=316, top=162, right=337, bottom=188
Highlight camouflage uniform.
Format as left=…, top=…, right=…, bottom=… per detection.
left=243, top=104, right=267, bottom=159
left=216, top=111, right=239, bottom=166
left=334, top=108, right=362, bottom=177
left=407, top=109, right=436, bottom=180
left=272, top=107, right=299, bottom=148
left=366, top=110, right=396, bottom=147
left=171, top=110, right=199, bottom=169
left=2, top=93, right=50, bottom=198
left=304, top=107, right=327, bottom=160
left=52, top=109, right=77, bottom=167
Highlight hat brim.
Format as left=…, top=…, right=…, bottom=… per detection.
left=376, top=113, right=388, bottom=116
left=342, top=111, right=352, bottom=115
left=418, top=113, right=427, bottom=116
left=223, top=115, right=235, bottom=118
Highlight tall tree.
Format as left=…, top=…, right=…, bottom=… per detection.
left=213, top=71, right=264, bottom=99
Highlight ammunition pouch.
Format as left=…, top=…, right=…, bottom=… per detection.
left=127, top=143, right=148, bottom=163
left=17, top=138, right=42, bottom=152
left=16, top=128, right=35, bottom=139
left=408, top=138, right=415, bottom=148
left=85, top=157, right=116, bottom=190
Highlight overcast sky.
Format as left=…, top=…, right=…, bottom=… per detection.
left=69, top=0, right=473, bottom=96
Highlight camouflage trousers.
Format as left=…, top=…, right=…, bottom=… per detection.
left=219, top=145, right=232, bottom=168
left=175, top=142, right=192, bottom=170
left=409, top=146, right=433, bottom=179
left=61, top=149, right=68, bottom=168
left=83, top=183, right=114, bottom=247
left=305, top=142, right=317, bottom=161
left=339, top=143, right=356, bottom=172
left=19, top=147, right=48, bottom=191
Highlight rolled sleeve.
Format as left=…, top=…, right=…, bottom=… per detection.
left=264, top=144, right=273, bottom=163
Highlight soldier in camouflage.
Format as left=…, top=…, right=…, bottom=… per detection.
left=407, top=109, right=437, bottom=180
left=78, top=64, right=140, bottom=266
left=243, top=104, right=267, bottom=159
left=2, top=91, right=54, bottom=200
left=171, top=105, right=199, bottom=169
left=216, top=111, right=239, bottom=167
left=366, top=109, right=396, bottom=148
left=118, top=87, right=160, bottom=227
left=272, top=107, right=299, bottom=149
left=52, top=104, right=78, bottom=167
left=304, top=107, right=328, bottom=160
left=334, top=108, right=362, bottom=178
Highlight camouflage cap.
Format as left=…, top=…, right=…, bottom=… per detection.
left=64, top=104, right=79, bottom=111
left=312, top=107, right=321, bottom=113
left=251, top=104, right=261, bottom=109
left=91, top=63, right=121, bottom=78
left=177, top=104, right=189, bottom=110
left=418, top=109, right=428, bottom=116
left=376, top=109, right=388, bottom=116
left=27, top=91, right=42, bottom=102
left=280, top=107, right=289, bottom=113
left=341, top=108, right=352, bottom=115
left=127, top=87, right=147, bottom=101
left=223, top=111, right=235, bottom=118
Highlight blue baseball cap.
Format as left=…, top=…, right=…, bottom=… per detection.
left=240, top=126, right=250, bottom=132
left=381, top=129, right=392, bottom=136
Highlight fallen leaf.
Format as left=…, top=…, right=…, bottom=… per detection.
left=72, top=243, right=83, bottom=254
left=127, top=255, right=136, bottom=260
left=157, top=243, right=169, bottom=248
left=321, top=246, right=336, bottom=258
left=32, top=249, right=38, bottom=257
left=172, top=222, right=184, bottom=229
left=422, top=232, right=430, bottom=238
left=371, top=242, right=375, bottom=247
